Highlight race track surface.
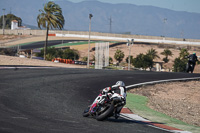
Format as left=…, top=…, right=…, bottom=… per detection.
left=0, top=68, right=199, bottom=133
left=19, top=40, right=88, bottom=50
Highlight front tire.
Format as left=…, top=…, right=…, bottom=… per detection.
left=83, top=107, right=90, bottom=117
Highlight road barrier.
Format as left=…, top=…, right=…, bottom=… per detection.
left=52, top=58, right=73, bottom=64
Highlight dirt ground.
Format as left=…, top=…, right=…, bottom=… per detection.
left=0, top=55, right=86, bottom=68
left=129, top=81, right=200, bottom=127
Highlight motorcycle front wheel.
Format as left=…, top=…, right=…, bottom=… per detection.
left=83, top=107, right=90, bottom=117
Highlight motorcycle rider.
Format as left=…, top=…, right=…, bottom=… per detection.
left=187, top=53, right=198, bottom=73
left=100, top=81, right=127, bottom=119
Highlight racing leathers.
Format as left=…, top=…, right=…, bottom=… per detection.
left=101, top=84, right=127, bottom=118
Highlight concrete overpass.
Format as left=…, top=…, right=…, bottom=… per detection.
left=1, top=29, right=200, bottom=47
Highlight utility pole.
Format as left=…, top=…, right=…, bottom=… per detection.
left=109, top=16, right=112, bottom=33
left=127, top=39, right=134, bottom=71
left=62, top=30, right=64, bottom=44
left=180, top=30, right=184, bottom=39
left=87, top=14, right=93, bottom=68
left=2, top=9, right=5, bottom=35
left=10, top=7, right=12, bottom=14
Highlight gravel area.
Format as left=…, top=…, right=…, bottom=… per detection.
left=129, top=81, right=200, bottom=126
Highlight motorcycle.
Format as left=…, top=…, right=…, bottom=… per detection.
left=83, top=91, right=125, bottom=121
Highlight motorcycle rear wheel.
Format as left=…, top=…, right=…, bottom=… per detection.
left=96, top=102, right=114, bottom=121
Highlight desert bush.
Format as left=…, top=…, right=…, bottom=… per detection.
left=0, top=48, right=17, bottom=56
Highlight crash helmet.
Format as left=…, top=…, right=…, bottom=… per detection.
left=115, top=81, right=125, bottom=87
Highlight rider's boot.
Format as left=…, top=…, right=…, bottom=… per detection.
left=114, top=106, right=123, bottom=119
left=115, top=113, right=120, bottom=119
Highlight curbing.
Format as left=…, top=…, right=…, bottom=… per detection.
left=123, top=77, right=200, bottom=133
left=126, top=77, right=200, bottom=89
left=120, top=108, right=191, bottom=133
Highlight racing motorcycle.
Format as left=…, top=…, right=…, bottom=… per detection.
left=83, top=91, right=125, bottom=121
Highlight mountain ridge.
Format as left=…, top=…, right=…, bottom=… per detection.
left=0, top=0, right=199, bottom=39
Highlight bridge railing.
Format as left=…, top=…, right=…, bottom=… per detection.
left=1, top=29, right=200, bottom=42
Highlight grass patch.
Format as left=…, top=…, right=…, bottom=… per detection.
left=126, top=93, right=200, bottom=133
left=51, top=41, right=118, bottom=48
left=50, top=41, right=95, bottom=48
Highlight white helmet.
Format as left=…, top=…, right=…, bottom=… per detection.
left=115, top=81, right=125, bottom=87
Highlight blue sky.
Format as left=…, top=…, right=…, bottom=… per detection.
left=66, top=0, right=200, bottom=13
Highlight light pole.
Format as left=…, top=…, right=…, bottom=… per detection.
left=2, top=9, right=5, bottom=35
left=127, top=39, right=134, bottom=71
left=163, top=18, right=167, bottom=39
left=87, top=14, right=93, bottom=68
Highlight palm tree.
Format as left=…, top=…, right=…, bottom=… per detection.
left=146, top=48, right=160, bottom=60
left=161, top=49, right=173, bottom=63
left=37, top=1, right=65, bottom=60
left=114, top=49, right=125, bottom=63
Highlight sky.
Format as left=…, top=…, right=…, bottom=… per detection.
left=65, top=0, right=200, bottom=14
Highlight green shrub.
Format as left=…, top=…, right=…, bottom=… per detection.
left=173, top=58, right=187, bottom=72
left=82, top=56, right=88, bottom=62
left=132, top=54, right=153, bottom=70
left=63, top=49, right=79, bottom=60
left=0, top=48, right=17, bottom=56
left=36, top=47, right=79, bottom=60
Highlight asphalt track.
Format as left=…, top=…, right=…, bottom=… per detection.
left=18, top=40, right=146, bottom=50
left=1, top=68, right=200, bottom=133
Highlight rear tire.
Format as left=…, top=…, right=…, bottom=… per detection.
left=96, top=102, right=114, bottom=121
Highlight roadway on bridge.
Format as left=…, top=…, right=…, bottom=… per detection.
left=0, top=68, right=199, bottom=133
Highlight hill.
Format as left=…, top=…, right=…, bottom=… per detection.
left=0, top=0, right=200, bottom=39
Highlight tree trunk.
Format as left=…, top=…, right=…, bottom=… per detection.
left=44, top=26, right=49, bottom=60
